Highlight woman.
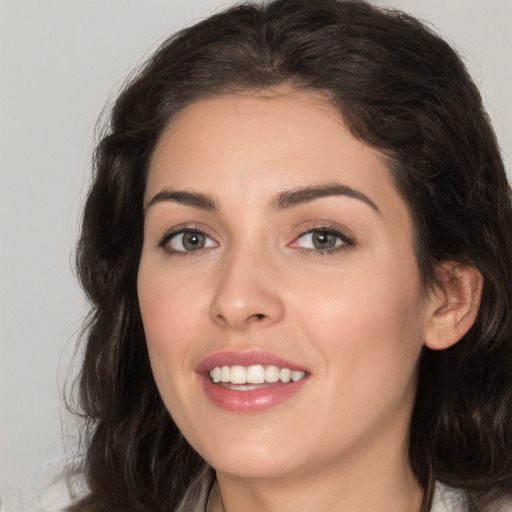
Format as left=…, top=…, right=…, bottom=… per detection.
left=69, top=0, right=512, bottom=511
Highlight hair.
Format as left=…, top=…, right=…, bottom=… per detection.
left=69, top=0, right=512, bottom=511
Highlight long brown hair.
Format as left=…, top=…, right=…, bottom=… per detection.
left=70, top=1, right=512, bottom=510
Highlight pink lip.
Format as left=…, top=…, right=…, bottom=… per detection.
left=196, top=350, right=310, bottom=414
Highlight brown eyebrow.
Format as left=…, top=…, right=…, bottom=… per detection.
left=272, top=183, right=380, bottom=213
left=145, top=189, right=219, bottom=212
left=145, top=183, right=379, bottom=215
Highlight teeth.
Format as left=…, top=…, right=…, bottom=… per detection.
left=292, top=370, right=306, bottom=382
left=246, top=365, right=265, bottom=384
left=209, top=364, right=307, bottom=385
left=211, top=367, right=221, bottom=383
left=221, top=366, right=230, bottom=383
left=280, top=368, right=292, bottom=383
left=265, top=365, right=280, bottom=383
left=230, top=365, right=246, bottom=384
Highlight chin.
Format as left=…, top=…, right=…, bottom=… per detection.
left=208, top=453, right=302, bottom=480
left=192, top=429, right=305, bottom=479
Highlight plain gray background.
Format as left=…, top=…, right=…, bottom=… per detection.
left=1, top=1, right=511, bottom=510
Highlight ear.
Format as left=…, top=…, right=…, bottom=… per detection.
left=424, top=262, right=483, bottom=350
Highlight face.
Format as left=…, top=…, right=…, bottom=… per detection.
left=138, top=90, right=435, bottom=481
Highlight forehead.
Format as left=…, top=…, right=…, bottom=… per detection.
left=146, top=90, right=408, bottom=222
left=149, top=89, right=346, bottom=184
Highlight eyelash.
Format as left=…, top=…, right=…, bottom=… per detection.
left=158, top=226, right=216, bottom=257
left=157, top=224, right=355, bottom=257
left=291, top=224, right=355, bottom=256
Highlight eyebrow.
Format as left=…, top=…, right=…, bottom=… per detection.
left=145, top=182, right=380, bottom=214
left=272, top=183, right=380, bottom=213
left=145, top=189, right=219, bottom=212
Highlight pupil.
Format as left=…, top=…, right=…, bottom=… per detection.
left=313, top=231, right=335, bottom=249
left=183, top=232, right=205, bottom=250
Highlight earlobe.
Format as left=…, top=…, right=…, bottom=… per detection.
left=424, top=262, right=483, bottom=351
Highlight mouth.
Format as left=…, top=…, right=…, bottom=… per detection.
left=197, top=351, right=310, bottom=413
left=208, top=364, right=307, bottom=390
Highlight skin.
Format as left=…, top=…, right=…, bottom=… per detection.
left=137, top=90, right=479, bottom=512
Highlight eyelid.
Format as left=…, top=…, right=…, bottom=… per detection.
left=155, top=221, right=354, bottom=256
left=288, top=222, right=355, bottom=252
left=157, top=224, right=219, bottom=255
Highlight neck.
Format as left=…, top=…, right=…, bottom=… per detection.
left=209, top=421, right=423, bottom=512
left=211, top=460, right=422, bottom=512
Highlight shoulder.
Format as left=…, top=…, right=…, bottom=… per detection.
left=432, top=482, right=512, bottom=512
left=175, top=463, right=214, bottom=512
left=431, top=482, right=467, bottom=512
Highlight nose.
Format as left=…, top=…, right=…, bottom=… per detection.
left=209, top=247, right=285, bottom=331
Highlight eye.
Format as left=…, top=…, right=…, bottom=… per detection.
left=298, top=230, right=340, bottom=250
left=160, top=229, right=217, bottom=253
left=291, top=227, right=354, bottom=253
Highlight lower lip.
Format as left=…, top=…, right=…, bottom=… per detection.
left=199, top=374, right=309, bottom=413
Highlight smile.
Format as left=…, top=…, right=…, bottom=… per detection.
left=197, top=351, right=310, bottom=413
left=209, top=365, right=307, bottom=386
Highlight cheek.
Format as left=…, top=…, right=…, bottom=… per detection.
left=137, top=264, right=205, bottom=430
left=290, top=254, right=426, bottom=385
left=137, top=261, right=201, bottom=388
left=138, top=259, right=206, bottom=346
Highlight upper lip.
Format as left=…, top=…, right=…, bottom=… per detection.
left=196, top=350, right=310, bottom=374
